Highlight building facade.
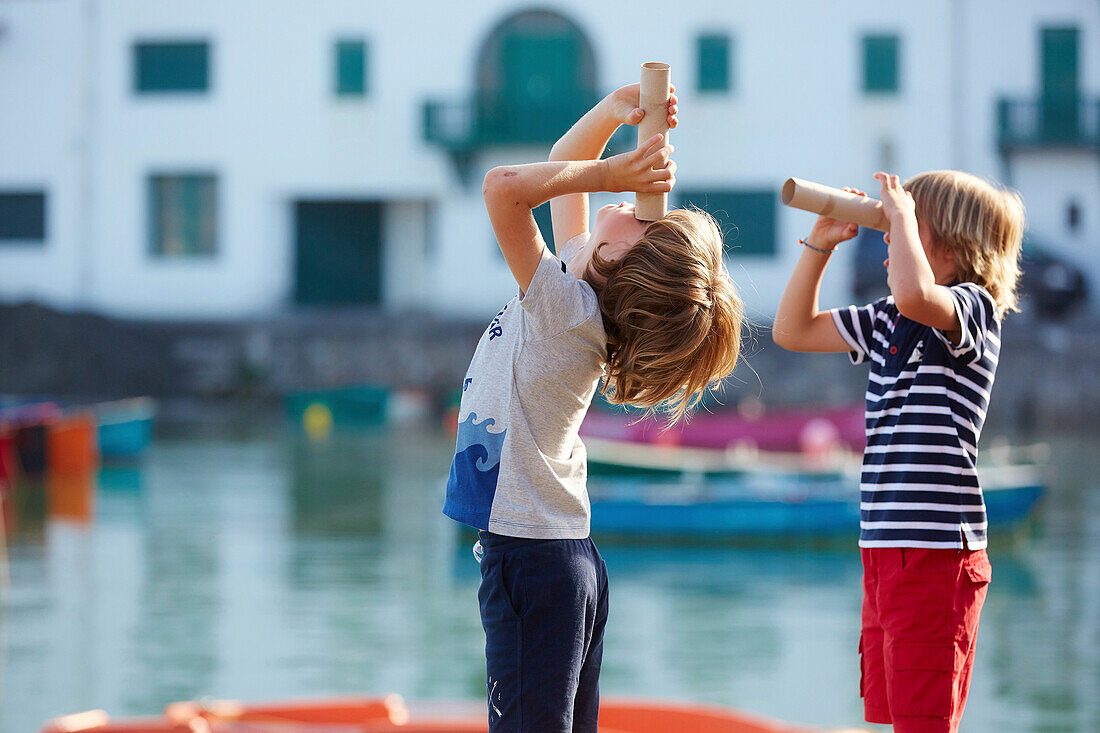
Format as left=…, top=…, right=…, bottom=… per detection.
left=1, top=0, right=1097, bottom=320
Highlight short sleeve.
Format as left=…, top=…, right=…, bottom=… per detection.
left=930, top=283, right=999, bottom=363
left=830, top=299, right=885, bottom=365
left=556, top=232, right=589, bottom=267
left=519, top=246, right=600, bottom=342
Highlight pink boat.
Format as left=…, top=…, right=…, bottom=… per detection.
left=579, top=403, right=866, bottom=454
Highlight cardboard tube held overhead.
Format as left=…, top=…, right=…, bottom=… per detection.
left=635, top=62, right=671, bottom=222
left=781, top=177, right=890, bottom=232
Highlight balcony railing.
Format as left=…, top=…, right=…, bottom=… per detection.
left=998, top=96, right=1100, bottom=150
left=424, top=90, right=601, bottom=151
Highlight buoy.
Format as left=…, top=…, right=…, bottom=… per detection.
left=302, top=402, right=333, bottom=441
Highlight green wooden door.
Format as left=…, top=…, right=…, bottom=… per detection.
left=498, top=30, right=580, bottom=141
left=295, top=201, right=382, bottom=305
left=503, top=31, right=578, bottom=98
left=1041, top=28, right=1079, bottom=142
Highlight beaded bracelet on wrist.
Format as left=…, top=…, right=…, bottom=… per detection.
left=799, top=238, right=834, bottom=255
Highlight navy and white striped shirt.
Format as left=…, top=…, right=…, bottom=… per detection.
left=831, top=283, right=1000, bottom=549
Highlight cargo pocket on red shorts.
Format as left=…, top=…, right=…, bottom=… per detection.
left=891, top=643, right=955, bottom=718
left=963, top=551, right=992, bottom=585
left=858, top=635, right=866, bottom=698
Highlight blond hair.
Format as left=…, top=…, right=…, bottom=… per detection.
left=583, top=208, right=743, bottom=423
left=904, top=170, right=1026, bottom=315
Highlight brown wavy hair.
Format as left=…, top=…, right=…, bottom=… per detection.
left=582, top=208, right=743, bottom=423
left=904, top=170, right=1026, bottom=315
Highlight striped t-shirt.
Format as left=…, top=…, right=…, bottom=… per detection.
left=831, top=283, right=1000, bottom=549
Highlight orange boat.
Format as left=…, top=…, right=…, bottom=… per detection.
left=41, top=695, right=814, bottom=733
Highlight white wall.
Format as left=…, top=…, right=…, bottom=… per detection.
left=0, top=0, right=1097, bottom=319
left=0, top=0, right=85, bottom=307
left=384, top=199, right=432, bottom=310
left=426, top=0, right=960, bottom=317
left=85, top=1, right=449, bottom=317
left=960, top=0, right=1100, bottom=305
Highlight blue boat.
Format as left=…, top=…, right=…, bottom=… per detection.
left=586, top=439, right=1045, bottom=539
left=2, top=397, right=157, bottom=460
left=94, top=398, right=156, bottom=458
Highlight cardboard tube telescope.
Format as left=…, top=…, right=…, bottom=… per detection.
left=781, top=177, right=889, bottom=232
left=635, top=62, right=671, bottom=222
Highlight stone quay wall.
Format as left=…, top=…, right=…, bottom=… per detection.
left=1, top=302, right=1095, bottom=435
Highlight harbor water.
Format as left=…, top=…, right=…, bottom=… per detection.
left=2, top=425, right=1098, bottom=732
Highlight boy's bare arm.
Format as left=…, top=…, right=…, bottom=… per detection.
left=549, top=84, right=678, bottom=247
left=484, top=138, right=672, bottom=294
left=773, top=189, right=862, bottom=353
left=877, top=173, right=962, bottom=338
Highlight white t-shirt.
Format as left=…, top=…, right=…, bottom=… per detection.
left=443, top=241, right=607, bottom=539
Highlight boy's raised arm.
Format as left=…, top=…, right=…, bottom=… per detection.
left=773, top=189, right=864, bottom=353
left=548, top=84, right=678, bottom=247
left=876, top=172, right=962, bottom=339
left=483, top=137, right=673, bottom=294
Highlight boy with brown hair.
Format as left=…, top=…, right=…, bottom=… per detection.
left=774, top=170, right=1025, bottom=732
left=444, top=82, right=743, bottom=732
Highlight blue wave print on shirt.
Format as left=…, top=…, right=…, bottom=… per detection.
left=444, top=412, right=507, bottom=529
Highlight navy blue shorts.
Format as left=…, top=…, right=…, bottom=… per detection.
left=477, top=531, right=609, bottom=733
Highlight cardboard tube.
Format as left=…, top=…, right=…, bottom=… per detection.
left=635, top=62, right=671, bottom=222
left=781, top=177, right=889, bottom=232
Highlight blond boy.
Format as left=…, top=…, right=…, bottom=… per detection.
left=774, top=170, right=1025, bottom=732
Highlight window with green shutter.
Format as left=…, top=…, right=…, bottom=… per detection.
left=678, top=190, right=776, bottom=257
left=148, top=174, right=218, bottom=257
left=335, top=39, right=368, bottom=96
left=863, top=34, right=899, bottom=93
left=697, top=34, right=731, bottom=92
left=0, top=192, right=46, bottom=243
left=1041, top=27, right=1080, bottom=141
left=135, top=42, right=209, bottom=93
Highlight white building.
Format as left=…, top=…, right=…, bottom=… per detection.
left=0, top=0, right=1097, bottom=320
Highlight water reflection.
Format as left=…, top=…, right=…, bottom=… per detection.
left=0, top=428, right=1096, bottom=732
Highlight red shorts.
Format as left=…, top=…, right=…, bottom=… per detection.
left=860, top=547, right=992, bottom=733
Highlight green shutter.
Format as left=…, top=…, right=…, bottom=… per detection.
left=678, top=190, right=776, bottom=257
left=1041, top=27, right=1079, bottom=141
left=0, top=192, right=46, bottom=241
left=862, top=35, right=899, bottom=93
left=697, top=34, right=730, bottom=92
left=135, top=42, right=209, bottom=92
left=1042, top=27, right=1079, bottom=99
left=336, top=39, right=367, bottom=96
left=149, top=175, right=217, bottom=257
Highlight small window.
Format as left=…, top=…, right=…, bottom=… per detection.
left=863, top=34, right=899, bottom=93
left=148, top=174, right=217, bottom=257
left=1067, top=200, right=1081, bottom=232
left=135, top=41, right=209, bottom=93
left=678, top=190, right=776, bottom=257
left=0, top=191, right=46, bottom=243
left=697, top=34, right=731, bottom=92
left=335, top=39, right=368, bottom=96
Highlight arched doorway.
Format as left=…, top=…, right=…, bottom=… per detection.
left=474, top=10, right=598, bottom=144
